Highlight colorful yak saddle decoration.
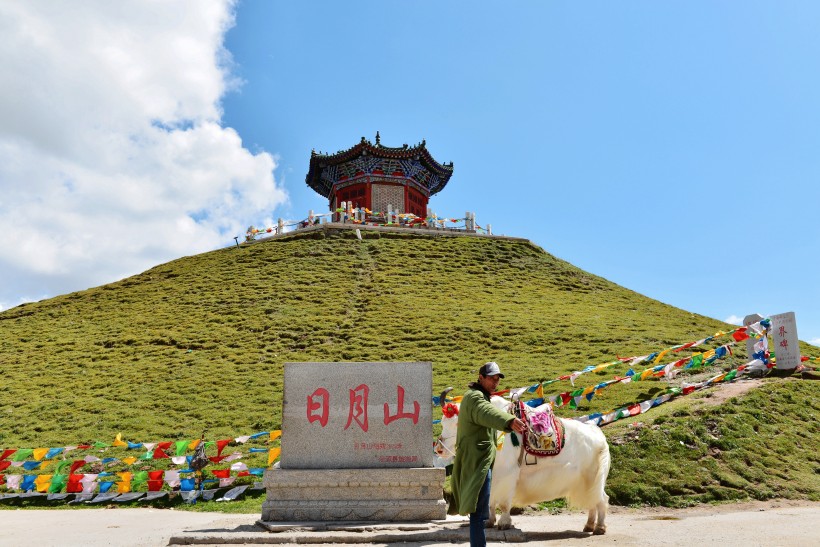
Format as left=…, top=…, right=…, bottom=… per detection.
left=519, top=401, right=565, bottom=457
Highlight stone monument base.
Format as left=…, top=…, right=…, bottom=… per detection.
left=261, top=467, right=447, bottom=522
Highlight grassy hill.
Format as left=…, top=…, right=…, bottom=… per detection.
left=1, top=228, right=817, bottom=506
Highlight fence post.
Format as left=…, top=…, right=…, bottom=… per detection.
left=487, top=224, right=492, bottom=235
left=427, top=209, right=435, bottom=229
left=277, top=218, right=284, bottom=235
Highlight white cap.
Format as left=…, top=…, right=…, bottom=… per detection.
left=479, top=361, right=505, bottom=378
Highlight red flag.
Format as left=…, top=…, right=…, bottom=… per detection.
left=0, top=461, right=10, bottom=472
left=0, top=449, right=16, bottom=461
left=732, top=329, right=749, bottom=342
left=211, top=469, right=231, bottom=479
left=216, top=439, right=232, bottom=456
left=237, top=471, right=250, bottom=477
left=147, top=470, right=164, bottom=491
left=208, top=455, right=226, bottom=463
left=153, top=447, right=169, bottom=459
left=76, top=444, right=91, bottom=450
left=67, top=474, right=83, bottom=493
left=69, top=460, right=85, bottom=474
left=628, top=404, right=641, bottom=416
left=673, top=342, right=697, bottom=353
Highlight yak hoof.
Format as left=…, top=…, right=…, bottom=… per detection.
left=583, top=524, right=595, bottom=533
left=497, top=515, right=513, bottom=530
left=593, top=525, right=606, bottom=535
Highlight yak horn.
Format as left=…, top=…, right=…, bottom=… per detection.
left=439, top=387, right=454, bottom=407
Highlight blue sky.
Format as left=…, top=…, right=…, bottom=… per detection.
left=221, top=1, right=820, bottom=345
left=1, top=1, right=817, bottom=348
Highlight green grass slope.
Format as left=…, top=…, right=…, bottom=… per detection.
left=1, top=229, right=817, bottom=506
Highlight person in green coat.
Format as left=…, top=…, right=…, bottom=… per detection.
left=451, top=362, right=526, bottom=547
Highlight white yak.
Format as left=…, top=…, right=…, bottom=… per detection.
left=435, top=389, right=610, bottom=534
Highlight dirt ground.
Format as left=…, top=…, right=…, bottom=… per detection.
left=1, top=498, right=818, bottom=546
left=693, top=378, right=764, bottom=405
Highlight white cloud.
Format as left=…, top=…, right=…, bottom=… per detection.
left=0, top=1, right=286, bottom=308
left=810, top=338, right=820, bottom=347
left=724, top=315, right=743, bottom=326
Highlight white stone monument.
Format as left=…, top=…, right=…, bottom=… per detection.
left=769, top=312, right=800, bottom=370
left=261, top=362, right=446, bottom=522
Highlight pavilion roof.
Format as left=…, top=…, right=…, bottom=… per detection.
left=305, top=133, right=454, bottom=198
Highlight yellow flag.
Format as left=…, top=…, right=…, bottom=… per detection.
left=39, top=459, right=54, bottom=469
left=536, top=384, right=544, bottom=399
left=121, top=457, right=137, bottom=465
left=267, top=447, right=281, bottom=466
left=653, top=349, right=670, bottom=365
left=117, top=472, right=132, bottom=493
left=640, top=369, right=654, bottom=380
left=112, top=433, right=128, bottom=448
left=32, top=448, right=49, bottom=461
left=188, top=439, right=201, bottom=450
left=270, top=430, right=282, bottom=441
left=35, top=474, right=52, bottom=492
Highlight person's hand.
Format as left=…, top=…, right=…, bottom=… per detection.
left=511, top=417, right=526, bottom=434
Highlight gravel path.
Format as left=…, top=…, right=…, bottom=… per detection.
left=1, top=499, right=817, bottom=546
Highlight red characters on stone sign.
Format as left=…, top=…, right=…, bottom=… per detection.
left=305, top=384, right=420, bottom=430
left=777, top=325, right=789, bottom=349
left=383, top=385, right=420, bottom=425
left=344, top=384, right=370, bottom=432
left=306, top=387, right=329, bottom=427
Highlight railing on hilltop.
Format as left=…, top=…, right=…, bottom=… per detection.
left=245, top=204, right=492, bottom=242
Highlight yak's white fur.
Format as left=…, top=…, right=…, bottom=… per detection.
left=436, top=396, right=610, bottom=534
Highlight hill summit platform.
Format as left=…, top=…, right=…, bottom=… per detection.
left=246, top=221, right=531, bottom=244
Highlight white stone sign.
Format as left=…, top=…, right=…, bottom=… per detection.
left=770, top=312, right=800, bottom=370
left=280, top=362, right=433, bottom=469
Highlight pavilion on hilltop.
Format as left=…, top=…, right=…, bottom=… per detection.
left=305, top=133, right=454, bottom=218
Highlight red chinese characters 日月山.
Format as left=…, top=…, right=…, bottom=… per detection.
left=305, top=384, right=422, bottom=431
